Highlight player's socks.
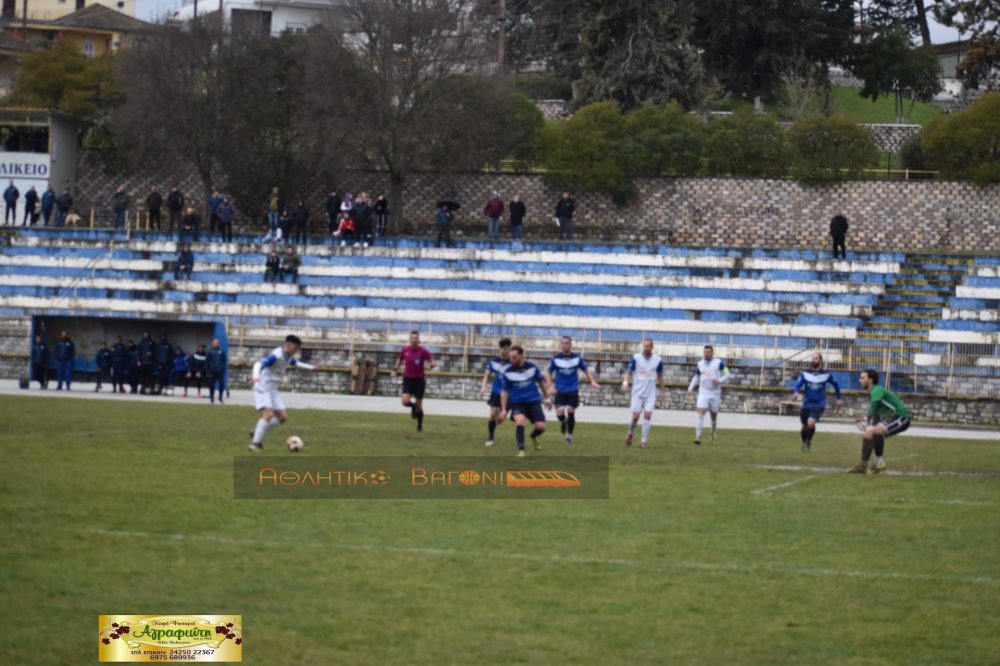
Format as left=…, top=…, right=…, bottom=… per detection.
left=641, top=419, right=651, bottom=442
left=516, top=425, right=525, bottom=449
left=567, top=413, right=575, bottom=435
left=628, top=419, right=638, bottom=433
left=695, top=413, right=704, bottom=439
left=873, top=435, right=885, bottom=458
left=530, top=428, right=543, bottom=451
left=558, top=414, right=566, bottom=434
left=488, top=419, right=497, bottom=439
left=416, top=411, right=424, bottom=432
left=252, top=418, right=271, bottom=445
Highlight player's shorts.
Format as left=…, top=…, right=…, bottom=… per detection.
left=554, top=390, right=579, bottom=409
left=402, top=376, right=426, bottom=399
left=510, top=401, right=546, bottom=424
left=630, top=392, right=656, bottom=413
left=696, top=393, right=722, bottom=413
left=254, top=384, right=285, bottom=412
left=487, top=391, right=502, bottom=408
left=882, top=415, right=910, bottom=437
left=800, top=407, right=825, bottom=425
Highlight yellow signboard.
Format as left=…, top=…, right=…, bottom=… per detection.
left=98, top=615, right=242, bottom=662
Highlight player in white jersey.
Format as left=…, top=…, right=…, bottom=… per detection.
left=621, top=339, right=664, bottom=448
left=248, top=335, right=323, bottom=451
left=687, top=344, right=731, bottom=445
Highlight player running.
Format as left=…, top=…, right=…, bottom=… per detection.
left=498, top=345, right=553, bottom=458
left=849, top=369, right=911, bottom=474
left=622, top=338, right=664, bottom=448
left=391, top=330, right=436, bottom=433
left=547, top=336, right=600, bottom=444
left=248, top=335, right=323, bottom=452
left=687, top=345, right=731, bottom=445
left=479, top=338, right=512, bottom=447
left=792, top=351, right=844, bottom=452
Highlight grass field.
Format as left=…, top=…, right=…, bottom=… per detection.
left=814, top=87, right=941, bottom=126
left=2, top=395, right=998, bottom=665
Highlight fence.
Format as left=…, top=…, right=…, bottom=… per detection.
left=229, top=317, right=1000, bottom=399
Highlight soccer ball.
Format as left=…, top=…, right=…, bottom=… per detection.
left=286, top=436, right=305, bottom=452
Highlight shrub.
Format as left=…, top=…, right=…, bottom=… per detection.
left=787, top=114, right=879, bottom=183
left=923, top=93, right=1000, bottom=184
left=621, top=102, right=705, bottom=177
left=703, top=108, right=786, bottom=178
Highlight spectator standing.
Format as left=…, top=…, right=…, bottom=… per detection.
left=354, top=193, right=373, bottom=247
left=170, top=346, right=187, bottom=395
left=209, top=188, right=223, bottom=234
left=180, top=207, right=200, bottom=243
left=30, top=334, right=48, bottom=389
left=206, top=338, right=227, bottom=404
left=374, top=194, right=389, bottom=238
left=111, top=336, right=128, bottom=393
left=262, top=187, right=283, bottom=242
left=155, top=335, right=173, bottom=393
left=23, top=185, right=38, bottom=226
left=3, top=180, right=19, bottom=225
left=55, top=330, right=75, bottom=391
left=281, top=246, right=302, bottom=283
left=126, top=339, right=140, bottom=394
left=146, top=186, right=163, bottom=231
left=340, top=192, right=354, bottom=221
left=175, top=243, right=194, bottom=280
left=555, top=191, right=575, bottom=241
left=112, top=185, right=130, bottom=232
left=166, top=185, right=184, bottom=233
left=264, top=249, right=281, bottom=283
left=278, top=209, right=294, bottom=243
left=137, top=330, right=156, bottom=394
left=830, top=213, right=849, bottom=260
left=95, top=341, right=112, bottom=392
left=41, top=185, right=55, bottom=226
left=325, top=191, right=342, bottom=235
left=292, top=200, right=309, bottom=245
left=185, top=344, right=207, bottom=397
left=509, top=194, right=526, bottom=240
left=435, top=204, right=453, bottom=248
left=484, top=190, right=504, bottom=242
left=54, top=189, right=73, bottom=228
left=217, top=196, right=235, bottom=242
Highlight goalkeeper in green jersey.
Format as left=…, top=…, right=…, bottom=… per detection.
left=849, top=369, right=911, bottom=475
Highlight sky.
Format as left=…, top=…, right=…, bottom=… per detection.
left=132, top=0, right=963, bottom=43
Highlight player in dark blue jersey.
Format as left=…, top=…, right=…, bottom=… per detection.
left=547, top=336, right=600, bottom=444
left=791, top=351, right=844, bottom=452
left=498, top=345, right=553, bottom=458
left=479, top=338, right=512, bottom=447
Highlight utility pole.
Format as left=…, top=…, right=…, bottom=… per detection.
left=497, top=0, right=506, bottom=72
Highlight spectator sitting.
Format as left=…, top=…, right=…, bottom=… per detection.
left=180, top=207, right=200, bottom=242
left=64, top=212, right=82, bottom=227
left=333, top=214, right=355, bottom=246
left=264, top=249, right=281, bottom=283
left=281, top=246, right=302, bottom=284
left=175, top=243, right=194, bottom=280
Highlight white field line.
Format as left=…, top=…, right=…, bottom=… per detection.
left=783, top=493, right=995, bottom=507
left=57, top=527, right=998, bottom=587
left=750, top=464, right=1000, bottom=478
left=750, top=475, right=818, bottom=495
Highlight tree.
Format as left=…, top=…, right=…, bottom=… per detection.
left=923, top=92, right=1000, bottom=183
left=300, top=0, right=533, bottom=232
left=786, top=114, right=879, bottom=183
left=864, top=0, right=938, bottom=46
left=488, top=0, right=583, bottom=81
left=935, top=1, right=1000, bottom=90
left=853, top=27, right=941, bottom=124
left=692, top=0, right=855, bottom=102
left=5, top=41, right=118, bottom=146
left=621, top=102, right=704, bottom=177
left=703, top=108, right=786, bottom=178
left=578, top=0, right=706, bottom=110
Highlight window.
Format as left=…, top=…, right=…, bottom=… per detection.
left=82, top=39, right=96, bottom=58
left=284, top=22, right=307, bottom=34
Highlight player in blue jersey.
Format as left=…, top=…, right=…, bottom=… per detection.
left=479, top=338, right=512, bottom=447
left=791, top=351, right=844, bottom=452
left=547, top=336, right=600, bottom=444
left=498, top=345, right=553, bottom=458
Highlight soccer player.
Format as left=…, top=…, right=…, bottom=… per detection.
left=479, top=338, right=512, bottom=447
left=849, top=369, right=911, bottom=474
left=622, top=338, right=664, bottom=448
left=687, top=345, right=731, bottom=445
left=248, top=335, right=323, bottom=452
left=498, top=345, right=552, bottom=458
left=792, top=351, right=844, bottom=452
left=547, top=336, right=600, bottom=444
left=390, top=330, right=436, bottom=433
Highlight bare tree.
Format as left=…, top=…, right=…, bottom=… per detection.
left=301, top=0, right=528, bottom=232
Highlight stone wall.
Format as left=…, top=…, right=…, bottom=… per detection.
left=74, top=153, right=1000, bottom=251
left=865, top=124, right=921, bottom=153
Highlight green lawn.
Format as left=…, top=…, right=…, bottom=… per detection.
left=813, top=87, right=941, bottom=126
left=2, top=396, right=998, bottom=664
